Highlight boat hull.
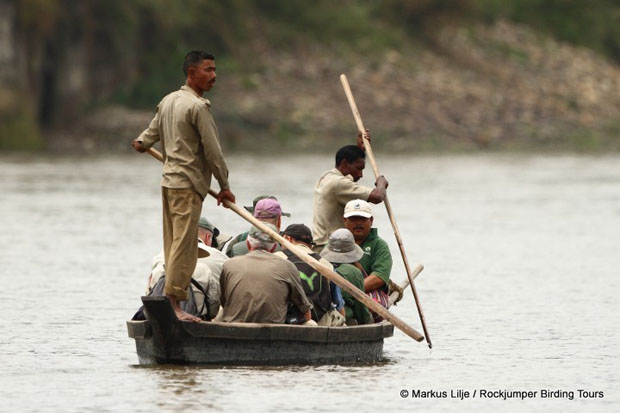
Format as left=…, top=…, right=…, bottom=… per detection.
left=127, top=296, right=393, bottom=365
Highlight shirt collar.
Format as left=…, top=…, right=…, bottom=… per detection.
left=181, top=84, right=211, bottom=106
left=363, top=228, right=379, bottom=243
left=332, top=168, right=354, bottom=180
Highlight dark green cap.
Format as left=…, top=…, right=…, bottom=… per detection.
left=198, top=217, right=220, bottom=238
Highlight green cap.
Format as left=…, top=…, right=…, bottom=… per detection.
left=198, top=217, right=220, bottom=238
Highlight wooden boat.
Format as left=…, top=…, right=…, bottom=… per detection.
left=127, top=279, right=408, bottom=366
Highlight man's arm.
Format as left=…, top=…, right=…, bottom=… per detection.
left=195, top=106, right=230, bottom=190
left=364, top=275, right=385, bottom=292
left=132, top=110, right=160, bottom=152
left=367, top=175, right=388, bottom=204
left=195, top=106, right=236, bottom=206
left=363, top=239, right=393, bottom=292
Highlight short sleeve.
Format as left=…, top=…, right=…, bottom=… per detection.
left=334, top=176, right=373, bottom=205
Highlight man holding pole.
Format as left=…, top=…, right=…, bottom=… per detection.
left=132, top=50, right=235, bottom=322
left=312, top=132, right=389, bottom=253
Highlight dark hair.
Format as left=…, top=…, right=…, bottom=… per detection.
left=183, top=50, right=215, bottom=76
left=335, top=145, right=365, bottom=166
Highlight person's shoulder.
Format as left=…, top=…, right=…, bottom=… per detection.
left=171, top=87, right=209, bottom=110
left=204, top=246, right=229, bottom=260
left=369, top=229, right=389, bottom=246
left=273, top=250, right=288, bottom=260
left=317, top=168, right=344, bottom=188
left=336, top=263, right=362, bottom=275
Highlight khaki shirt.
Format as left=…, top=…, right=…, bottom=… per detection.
left=312, top=168, right=373, bottom=246
left=138, top=84, right=229, bottom=198
left=220, top=250, right=312, bottom=323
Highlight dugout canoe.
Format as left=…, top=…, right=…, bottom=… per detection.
left=127, top=296, right=392, bottom=365
left=127, top=278, right=410, bottom=366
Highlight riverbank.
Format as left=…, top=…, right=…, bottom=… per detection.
left=6, top=19, right=620, bottom=154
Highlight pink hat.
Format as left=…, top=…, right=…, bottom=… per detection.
left=253, top=198, right=282, bottom=219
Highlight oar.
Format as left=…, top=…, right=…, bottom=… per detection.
left=388, top=264, right=424, bottom=307
left=340, top=74, right=433, bottom=348
left=143, top=147, right=424, bottom=342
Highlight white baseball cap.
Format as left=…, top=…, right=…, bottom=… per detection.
left=343, top=199, right=373, bottom=218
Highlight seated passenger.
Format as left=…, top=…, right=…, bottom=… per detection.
left=146, top=242, right=220, bottom=320
left=196, top=217, right=229, bottom=282
left=343, top=199, right=393, bottom=321
left=275, top=224, right=346, bottom=326
left=219, top=224, right=312, bottom=324
left=198, top=216, right=231, bottom=251
left=226, top=196, right=289, bottom=257
left=224, top=195, right=290, bottom=255
left=320, top=228, right=372, bottom=325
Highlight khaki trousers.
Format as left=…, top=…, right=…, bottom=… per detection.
left=162, top=187, right=202, bottom=300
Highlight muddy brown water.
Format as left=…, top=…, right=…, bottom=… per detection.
left=1, top=153, right=618, bottom=411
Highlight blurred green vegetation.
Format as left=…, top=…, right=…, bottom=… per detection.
left=103, top=0, right=620, bottom=108
left=2, top=0, right=619, bottom=151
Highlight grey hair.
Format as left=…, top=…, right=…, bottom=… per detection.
left=247, top=235, right=277, bottom=252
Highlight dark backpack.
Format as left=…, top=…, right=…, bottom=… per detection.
left=131, top=276, right=209, bottom=320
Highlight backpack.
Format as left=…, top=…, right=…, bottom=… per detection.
left=131, top=276, right=209, bottom=321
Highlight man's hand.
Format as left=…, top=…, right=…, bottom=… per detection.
left=375, top=175, right=389, bottom=189
left=356, top=128, right=371, bottom=150
left=368, top=175, right=388, bottom=204
left=132, top=139, right=146, bottom=153
left=216, top=189, right=236, bottom=207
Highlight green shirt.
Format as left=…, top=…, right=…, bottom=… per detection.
left=334, top=263, right=372, bottom=324
left=359, top=228, right=392, bottom=291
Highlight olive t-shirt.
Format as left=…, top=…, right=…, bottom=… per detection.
left=219, top=250, right=312, bottom=323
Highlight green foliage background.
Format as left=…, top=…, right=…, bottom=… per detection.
left=1, top=0, right=619, bottom=151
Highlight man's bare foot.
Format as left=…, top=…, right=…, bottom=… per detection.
left=167, top=294, right=202, bottom=323
left=173, top=308, right=202, bottom=323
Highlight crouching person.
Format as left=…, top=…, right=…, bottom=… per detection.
left=219, top=224, right=312, bottom=324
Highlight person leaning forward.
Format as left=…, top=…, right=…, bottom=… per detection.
left=132, top=50, right=235, bottom=322
left=219, top=224, right=312, bottom=324
left=312, top=131, right=388, bottom=252
left=320, top=228, right=372, bottom=325
left=275, top=224, right=346, bottom=326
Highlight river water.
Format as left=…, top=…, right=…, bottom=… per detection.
left=1, top=153, right=618, bottom=412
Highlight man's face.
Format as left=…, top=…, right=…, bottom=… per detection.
left=342, top=158, right=365, bottom=182
left=344, top=215, right=373, bottom=243
left=190, top=59, right=217, bottom=92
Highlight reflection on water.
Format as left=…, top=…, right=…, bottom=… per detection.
left=1, top=153, right=619, bottom=411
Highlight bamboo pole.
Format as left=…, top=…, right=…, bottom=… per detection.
left=144, top=147, right=424, bottom=342
left=340, top=74, right=433, bottom=348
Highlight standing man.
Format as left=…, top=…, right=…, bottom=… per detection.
left=132, top=50, right=235, bottom=322
left=312, top=133, right=389, bottom=252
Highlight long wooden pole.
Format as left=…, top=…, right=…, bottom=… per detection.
left=144, top=147, right=424, bottom=342
left=340, top=74, right=433, bottom=348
